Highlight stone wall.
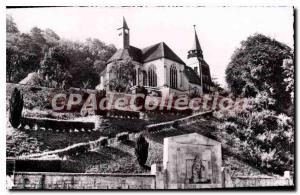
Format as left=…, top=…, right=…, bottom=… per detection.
left=231, top=176, right=293, bottom=188
left=13, top=172, right=156, bottom=189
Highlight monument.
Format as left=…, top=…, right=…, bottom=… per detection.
left=163, top=133, right=222, bottom=189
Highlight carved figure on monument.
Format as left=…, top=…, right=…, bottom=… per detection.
left=190, top=155, right=205, bottom=183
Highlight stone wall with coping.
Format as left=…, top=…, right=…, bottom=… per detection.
left=231, top=176, right=293, bottom=188
left=13, top=172, right=156, bottom=189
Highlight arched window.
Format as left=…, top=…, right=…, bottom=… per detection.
left=133, top=69, right=137, bottom=86
left=170, top=65, right=177, bottom=89
left=143, top=71, right=147, bottom=86
left=148, top=65, right=157, bottom=87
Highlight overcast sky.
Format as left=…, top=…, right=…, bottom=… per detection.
left=7, top=6, right=294, bottom=86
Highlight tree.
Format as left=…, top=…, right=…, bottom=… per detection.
left=6, top=15, right=117, bottom=88
left=6, top=42, right=19, bottom=82
left=9, top=88, right=24, bottom=128
left=6, top=15, right=19, bottom=34
left=40, top=46, right=72, bottom=88
left=135, top=135, right=149, bottom=166
left=226, top=34, right=293, bottom=113
left=222, top=33, right=294, bottom=175
left=107, top=59, right=136, bottom=92
left=6, top=19, right=50, bottom=83
left=282, top=59, right=294, bottom=115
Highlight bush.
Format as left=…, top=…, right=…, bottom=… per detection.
left=135, top=135, right=149, bottom=166
left=9, top=88, right=24, bottom=128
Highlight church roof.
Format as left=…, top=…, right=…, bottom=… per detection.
left=183, top=66, right=202, bottom=85
left=107, top=42, right=185, bottom=65
left=142, top=42, right=185, bottom=64
left=107, top=45, right=143, bottom=63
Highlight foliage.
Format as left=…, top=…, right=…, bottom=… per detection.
left=282, top=59, right=294, bottom=115
left=6, top=14, right=19, bottom=34
left=222, top=34, right=294, bottom=175
left=38, top=39, right=116, bottom=89
left=6, top=15, right=116, bottom=88
left=135, top=135, right=149, bottom=166
left=9, top=88, right=24, bottom=128
left=225, top=33, right=293, bottom=114
left=6, top=18, right=60, bottom=83
left=40, top=46, right=72, bottom=88
left=107, top=59, right=136, bottom=92
left=216, top=90, right=294, bottom=175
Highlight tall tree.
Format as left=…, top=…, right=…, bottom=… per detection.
left=135, top=135, right=149, bottom=166
left=9, top=88, right=24, bottom=128
left=6, top=15, right=116, bottom=88
left=226, top=34, right=293, bottom=113
left=40, top=46, right=72, bottom=88
left=6, top=15, right=19, bottom=34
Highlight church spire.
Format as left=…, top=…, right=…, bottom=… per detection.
left=188, top=25, right=203, bottom=59
left=117, top=17, right=130, bottom=49
left=122, top=16, right=129, bottom=29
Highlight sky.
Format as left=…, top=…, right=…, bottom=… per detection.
left=6, top=6, right=294, bottom=86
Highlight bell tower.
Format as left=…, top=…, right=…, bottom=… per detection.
left=187, top=25, right=203, bottom=86
left=187, top=25, right=213, bottom=93
left=117, top=17, right=130, bottom=49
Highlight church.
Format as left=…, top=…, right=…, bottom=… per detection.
left=98, top=17, right=214, bottom=97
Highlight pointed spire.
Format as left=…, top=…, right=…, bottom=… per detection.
left=123, top=16, right=129, bottom=29
left=192, top=25, right=202, bottom=52
left=188, top=25, right=203, bottom=59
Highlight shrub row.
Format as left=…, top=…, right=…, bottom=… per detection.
left=107, top=109, right=140, bottom=119
left=20, top=117, right=95, bottom=131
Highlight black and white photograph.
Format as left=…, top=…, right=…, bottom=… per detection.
left=5, top=5, right=295, bottom=190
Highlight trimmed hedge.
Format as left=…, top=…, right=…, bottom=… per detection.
left=108, top=109, right=140, bottom=119
left=20, top=117, right=95, bottom=131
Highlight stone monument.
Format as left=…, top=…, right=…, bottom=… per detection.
left=163, top=133, right=222, bottom=189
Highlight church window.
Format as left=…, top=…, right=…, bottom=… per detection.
left=170, top=65, right=177, bottom=89
left=133, top=69, right=137, bottom=86
left=148, top=65, right=157, bottom=87
left=143, top=71, right=147, bottom=86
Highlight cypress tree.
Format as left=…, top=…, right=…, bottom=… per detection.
left=9, top=88, right=24, bottom=128
left=135, top=135, right=149, bottom=166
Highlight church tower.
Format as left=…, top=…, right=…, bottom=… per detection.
left=187, top=25, right=213, bottom=93
left=187, top=25, right=203, bottom=77
left=117, top=17, right=130, bottom=49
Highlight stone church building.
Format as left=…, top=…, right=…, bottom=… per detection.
left=98, top=17, right=214, bottom=97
